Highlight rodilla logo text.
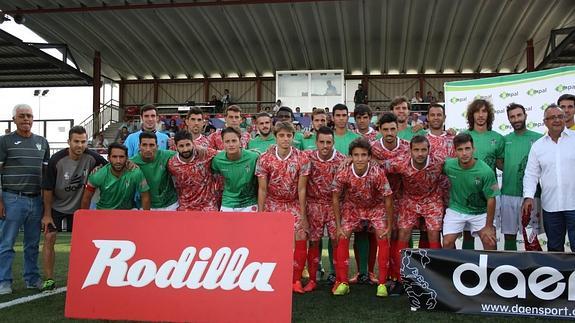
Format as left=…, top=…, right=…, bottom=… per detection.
left=453, top=254, right=575, bottom=300
left=82, top=240, right=276, bottom=292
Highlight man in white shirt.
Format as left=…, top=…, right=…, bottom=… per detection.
left=522, top=105, right=575, bottom=252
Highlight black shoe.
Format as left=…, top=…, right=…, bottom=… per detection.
left=327, top=273, right=336, bottom=285
left=389, top=282, right=404, bottom=296
left=357, top=273, right=372, bottom=285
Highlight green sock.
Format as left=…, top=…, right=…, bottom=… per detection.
left=462, top=239, right=475, bottom=250
left=355, top=232, right=369, bottom=275
left=408, top=237, right=413, bottom=248
left=327, top=238, right=335, bottom=274
left=504, top=239, right=517, bottom=251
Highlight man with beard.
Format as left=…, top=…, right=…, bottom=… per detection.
left=499, top=103, right=544, bottom=250
left=302, top=126, right=345, bottom=292
left=248, top=113, right=275, bottom=154
left=442, top=133, right=499, bottom=251
left=208, top=105, right=251, bottom=150
left=462, top=99, right=504, bottom=249
left=131, top=132, right=178, bottom=210
left=212, top=127, right=259, bottom=212
left=125, top=104, right=169, bottom=157
left=185, top=107, right=209, bottom=148
left=40, top=126, right=107, bottom=291
left=168, top=131, right=218, bottom=211
left=302, top=108, right=328, bottom=150
left=81, top=143, right=150, bottom=210
left=426, top=103, right=455, bottom=158
left=390, top=96, right=426, bottom=141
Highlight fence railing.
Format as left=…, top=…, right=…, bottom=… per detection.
left=79, top=99, right=121, bottom=139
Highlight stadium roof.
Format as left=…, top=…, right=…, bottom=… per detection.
left=0, top=28, right=93, bottom=87
left=0, top=0, right=574, bottom=81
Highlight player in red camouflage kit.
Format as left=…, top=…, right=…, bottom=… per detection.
left=255, top=121, right=311, bottom=294
left=303, top=126, right=346, bottom=292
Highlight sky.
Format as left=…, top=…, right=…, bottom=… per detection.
left=0, top=20, right=95, bottom=136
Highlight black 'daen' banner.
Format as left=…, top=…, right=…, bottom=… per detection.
left=400, top=249, right=575, bottom=319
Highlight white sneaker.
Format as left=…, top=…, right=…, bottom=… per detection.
left=0, top=281, right=12, bottom=295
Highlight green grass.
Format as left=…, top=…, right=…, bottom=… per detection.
left=0, top=234, right=551, bottom=322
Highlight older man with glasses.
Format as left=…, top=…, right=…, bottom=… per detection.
left=522, top=104, right=575, bottom=252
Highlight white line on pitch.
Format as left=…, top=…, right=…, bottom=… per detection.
left=0, top=287, right=67, bottom=310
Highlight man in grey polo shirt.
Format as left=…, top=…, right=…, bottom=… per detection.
left=0, top=104, right=50, bottom=295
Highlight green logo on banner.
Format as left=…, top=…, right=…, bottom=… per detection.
left=499, top=91, right=519, bottom=99
left=540, top=103, right=550, bottom=111
left=527, top=88, right=547, bottom=96
left=527, top=121, right=544, bottom=129
left=450, top=97, right=467, bottom=104
left=474, top=94, right=492, bottom=101
left=499, top=124, right=510, bottom=131
left=555, top=84, right=575, bottom=92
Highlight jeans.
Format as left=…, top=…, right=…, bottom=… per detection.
left=542, top=209, right=575, bottom=252
left=0, top=191, right=42, bottom=285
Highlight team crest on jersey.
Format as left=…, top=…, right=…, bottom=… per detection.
left=36, top=143, right=42, bottom=150
left=474, top=177, right=481, bottom=186
left=490, top=139, right=497, bottom=146
left=245, top=165, right=251, bottom=173
left=288, top=164, right=296, bottom=174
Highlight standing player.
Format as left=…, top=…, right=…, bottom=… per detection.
left=384, top=135, right=445, bottom=295
left=212, top=127, right=259, bottom=212
left=81, top=143, right=151, bottom=210
left=332, top=104, right=361, bottom=154
left=500, top=103, right=542, bottom=250
left=558, top=94, right=575, bottom=130
left=275, top=106, right=305, bottom=149
left=124, top=104, right=169, bottom=157
left=354, top=104, right=378, bottom=141
left=389, top=96, right=426, bottom=141
left=302, top=108, right=328, bottom=150
left=185, top=107, right=209, bottom=148
left=41, top=126, right=107, bottom=291
left=247, top=113, right=275, bottom=154
left=208, top=105, right=251, bottom=150
left=426, top=103, right=455, bottom=158
left=442, top=133, right=499, bottom=250
left=303, top=126, right=346, bottom=292
left=131, top=132, right=178, bottom=210
left=332, top=138, right=394, bottom=297
left=168, top=131, right=219, bottom=211
left=371, top=112, right=409, bottom=286
left=256, top=121, right=310, bottom=294
left=463, top=99, right=504, bottom=249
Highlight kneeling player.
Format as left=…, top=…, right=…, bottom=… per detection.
left=442, top=133, right=499, bottom=250
left=332, top=138, right=394, bottom=297
left=256, top=121, right=310, bottom=293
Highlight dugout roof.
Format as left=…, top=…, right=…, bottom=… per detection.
left=0, top=0, right=574, bottom=81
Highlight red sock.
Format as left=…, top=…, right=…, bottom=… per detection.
left=419, top=234, right=430, bottom=248
left=368, top=232, right=377, bottom=273
left=389, top=240, right=397, bottom=280
left=306, top=244, right=320, bottom=282
left=394, top=241, right=409, bottom=282
left=336, top=238, right=350, bottom=283
left=293, top=240, right=307, bottom=283
left=331, top=241, right=338, bottom=275
left=429, top=241, right=442, bottom=249
left=377, top=239, right=390, bottom=284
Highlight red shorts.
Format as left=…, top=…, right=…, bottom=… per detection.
left=341, top=204, right=387, bottom=233
left=398, top=197, right=443, bottom=231
left=307, top=201, right=337, bottom=240
left=265, top=199, right=305, bottom=234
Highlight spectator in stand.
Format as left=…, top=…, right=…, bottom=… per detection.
left=221, top=89, right=232, bottom=108
left=115, top=126, right=130, bottom=144
left=273, top=100, right=282, bottom=115
left=411, top=91, right=423, bottom=103
left=210, top=95, right=223, bottom=113
left=437, top=91, right=445, bottom=103
left=93, top=132, right=109, bottom=149
left=423, top=91, right=436, bottom=103
left=294, top=107, right=303, bottom=118
left=354, top=84, right=367, bottom=107
left=264, top=106, right=272, bottom=113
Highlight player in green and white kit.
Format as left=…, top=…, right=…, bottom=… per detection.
left=332, top=104, right=361, bottom=154
left=500, top=103, right=543, bottom=250
left=247, top=113, right=276, bottom=154
left=131, top=131, right=178, bottom=210
left=213, top=127, right=259, bottom=212
left=81, top=143, right=150, bottom=210
left=442, top=133, right=499, bottom=250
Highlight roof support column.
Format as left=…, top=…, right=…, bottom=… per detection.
left=256, top=78, right=262, bottom=112
left=203, top=79, right=210, bottom=104
left=526, top=39, right=534, bottom=72
left=92, top=51, right=101, bottom=137
left=418, top=76, right=424, bottom=98
left=153, top=81, right=159, bottom=104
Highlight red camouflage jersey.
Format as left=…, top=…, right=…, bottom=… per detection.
left=194, top=134, right=210, bottom=149
left=426, top=131, right=455, bottom=159
left=332, top=163, right=393, bottom=210
left=306, top=149, right=346, bottom=204
left=167, top=148, right=218, bottom=211
left=371, top=137, right=409, bottom=193
left=385, top=154, right=445, bottom=203
left=208, top=129, right=251, bottom=151
left=255, top=146, right=310, bottom=204
left=356, top=128, right=379, bottom=142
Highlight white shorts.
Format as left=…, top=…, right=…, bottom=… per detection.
left=500, top=195, right=541, bottom=235
left=151, top=201, right=179, bottom=211
left=220, top=205, right=258, bottom=212
left=443, top=208, right=487, bottom=237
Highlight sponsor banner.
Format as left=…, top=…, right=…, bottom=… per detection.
left=65, top=210, right=294, bottom=323
left=401, top=249, right=575, bottom=319
left=444, top=66, right=575, bottom=135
